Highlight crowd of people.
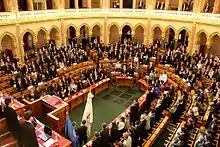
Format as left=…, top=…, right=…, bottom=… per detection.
left=1, top=42, right=92, bottom=93
left=19, top=66, right=108, bottom=102
left=0, top=33, right=219, bottom=147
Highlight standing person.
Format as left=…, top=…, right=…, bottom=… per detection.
left=20, top=110, right=38, bottom=147
left=76, top=120, right=88, bottom=147
left=4, top=98, right=21, bottom=146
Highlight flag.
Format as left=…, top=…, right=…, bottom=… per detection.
left=65, top=116, right=79, bottom=147
left=82, top=89, right=94, bottom=137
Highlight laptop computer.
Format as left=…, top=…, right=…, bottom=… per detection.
left=38, top=125, right=52, bottom=141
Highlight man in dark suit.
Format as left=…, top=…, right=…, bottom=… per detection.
left=76, top=120, right=87, bottom=147
left=4, top=98, right=21, bottom=146
left=20, top=110, right=38, bottom=147
left=92, top=131, right=104, bottom=147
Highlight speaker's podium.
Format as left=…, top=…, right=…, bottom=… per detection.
left=23, top=95, right=69, bottom=134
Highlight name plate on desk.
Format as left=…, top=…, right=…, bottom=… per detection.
left=127, top=77, right=132, bottom=79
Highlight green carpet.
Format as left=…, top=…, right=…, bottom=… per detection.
left=69, top=85, right=144, bottom=137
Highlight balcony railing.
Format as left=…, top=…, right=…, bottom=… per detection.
left=0, top=9, right=220, bottom=25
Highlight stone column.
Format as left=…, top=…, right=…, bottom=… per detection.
left=147, top=0, right=154, bottom=10
left=42, top=0, right=47, bottom=10
left=27, top=0, right=34, bottom=11
left=144, top=33, right=147, bottom=45
left=75, top=0, right=79, bottom=8
left=146, top=19, right=151, bottom=46
left=188, top=23, right=196, bottom=55
left=174, top=34, right=179, bottom=50
left=178, top=0, right=184, bottom=11
left=120, top=0, right=123, bottom=8
left=161, top=31, right=166, bottom=48
left=213, top=0, right=220, bottom=13
left=58, top=0, right=65, bottom=9
left=193, top=0, right=201, bottom=13
left=61, top=19, right=66, bottom=45
left=165, top=0, right=170, bottom=10
left=133, top=0, right=137, bottom=9
left=206, top=43, right=211, bottom=55
left=76, top=29, right=81, bottom=43
left=88, top=0, right=91, bottom=8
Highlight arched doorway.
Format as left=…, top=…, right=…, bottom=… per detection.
left=80, top=25, right=89, bottom=47
left=109, top=24, right=119, bottom=43
left=37, top=29, right=47, bottom=48
left=91, top=0, right=100, bottom=8
left=18, top=0, right=28, bottom=11
left=153, top=26, right=162, bottom=44
left=67, top=26, right=76, bottom=45
left=123, top=0, right=132, bottom=8
left=135, top=25, right=144, bottom=43
left=169, top=0, right=179, bottom=10
left=50, top=28, right=59, bottom=45
left=178, top=29, right=189, bottom=46
left=197, top=32, right=207, bottom=55
left=1, top=35, right=15, bottom=57
left=121, top=25, right=132, bottom=43
left=165, top=28, right=175, bottom=43
left=0, top=0, right=5, bottom=12
left=92, top=25, right=101, bottom=43
left=23, top=32, right=34, bottom=52
left=210, top=35, right=220, bottom=56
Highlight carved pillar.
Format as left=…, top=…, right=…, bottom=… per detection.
left=3, top=0, right=12, bottom=12
left=27, top=0, right=34, bottom=11
left=144, top=33, right=147, bottom=45
left=42, top=0, right=47, bottom=10
left=75, top=0, right=79, bottom=8
left=165, top=0, right=170, bottom=10
left=146, top=19, right=151, bottom=46
left=58, top=0, right=65, bottom=9
left=174, top=34, right=179, bottom=50
left=133, top=0, right=137, bottom=9
left=88, top=0, right=91, bottom=8
left=120, top=0, right=123, bottom=8
left=188, top=23, right=196, bottom=55
left=147, top=0, right=154, bottom=10
left=178, top=0, right=184, bottom=11
left=193, top=0, right=201, bottom=13
left=161, top=31, right=166, bottom=48
left=213, top=0, right=220, bottom=13
left=61, top=19, right=66, bottom=45
left=206, top=42, right=211, bottom=55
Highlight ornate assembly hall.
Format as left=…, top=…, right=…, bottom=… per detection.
left=0, top=0, right=219, bottom=147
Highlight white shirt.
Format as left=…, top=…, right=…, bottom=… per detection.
left=123, top=136, right=132, bottom=147
left=159, top=73, right=168, bottom=83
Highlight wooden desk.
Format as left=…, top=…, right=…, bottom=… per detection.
left=116, top=76, right=134, bottom=87
left=138, top=79, right=152, bottom=92
left=31, top=118, right=71, bottom=147
left=1, top=95, right=25, bottom=115
left=42, top=95, right=69, bottom=133
left=64, top=78, right=110, bottom=111
left=167, top=121, right=185, bottom=147
left=143, top=116, right=169, bottom=147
